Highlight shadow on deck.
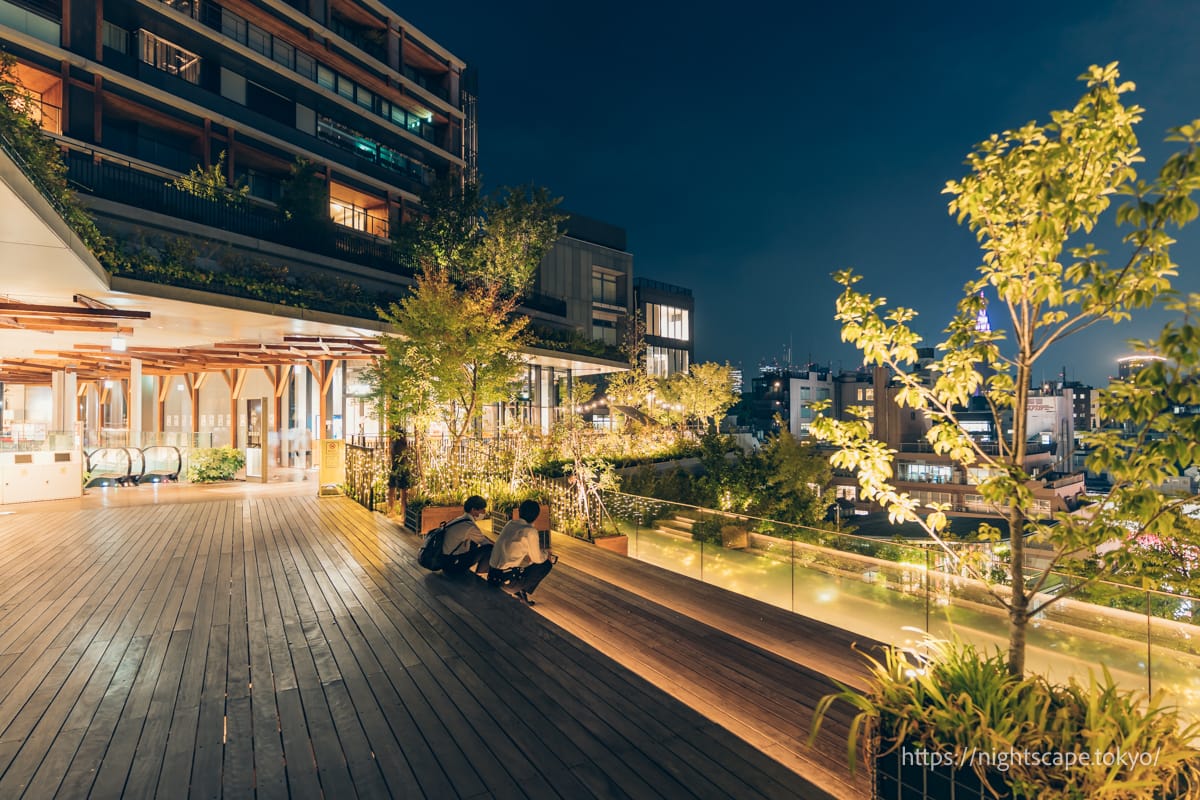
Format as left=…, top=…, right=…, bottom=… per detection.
left=0, top=495, right=873, bottom=798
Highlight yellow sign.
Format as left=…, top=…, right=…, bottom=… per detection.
left=317, top=439, right=345, bottom=495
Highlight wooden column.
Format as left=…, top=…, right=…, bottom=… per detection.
left=307, top=360, right=335, bottom=443
left=186, top=372, right=209, bottom=437
left=128, top=358, right=142, bottom=446
left=156, top=376, right=170, bottom=434
left=224, top=368, right=246, bottom=449
left=264, top=365, right=288, bottom=466
left=93, top=75, right=103, bottom=144
left=227, top=127, right=236, bottom=180
left=203, top=118, right=212, bottom=167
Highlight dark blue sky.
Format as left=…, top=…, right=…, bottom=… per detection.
left=405, top=1, right=1200, bottom=386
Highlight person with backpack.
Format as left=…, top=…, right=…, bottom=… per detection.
left=437, top=495, right=493, bottom=576
left=487, top=500, right=554, bottom=606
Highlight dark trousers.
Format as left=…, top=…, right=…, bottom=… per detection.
left=442, top=543, right=493, bottom=576
left=489, top=560, right=553, bottom=595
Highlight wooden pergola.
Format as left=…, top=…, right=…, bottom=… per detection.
left=0, top=297, right=384, bottom=451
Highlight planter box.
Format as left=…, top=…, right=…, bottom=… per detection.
left=720, top=525, right=749, bottom=549
left=405, top=504, right=462, bottom=534
left=515, top=505, right=551, bottom=533
left=593, top=534, right=629, bottom=556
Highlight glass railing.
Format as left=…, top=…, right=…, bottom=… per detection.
left=0, top=0, right=60, bottom=45
left=602, top=491, right=1200, bottom=713
left=0, top=430, right=78, bottom=452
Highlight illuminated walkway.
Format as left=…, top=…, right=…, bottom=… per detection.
left=0, top=488, right=870, bottom=799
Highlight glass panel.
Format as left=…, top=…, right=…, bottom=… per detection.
left=272, top=39, right=294, bottom=69
left=295, top=51, right=316, bottom=80
left=247, top=24, right=269, bottom=56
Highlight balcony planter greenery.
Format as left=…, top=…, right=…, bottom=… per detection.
left=810, top=637, right=1200, bottom=800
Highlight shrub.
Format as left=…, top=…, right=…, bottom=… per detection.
left=811, top=636, right=1200, bottom=797
left=187, top=447, right=245, bottom=483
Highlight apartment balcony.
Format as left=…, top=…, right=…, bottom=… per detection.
left=63, top=149, right=418, bottom=280
left=0, top=0, right=60, bottom=45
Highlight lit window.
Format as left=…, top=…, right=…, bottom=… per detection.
left=329, top=182, right=389, bottom=238
left=645, top=303, right=689, bottom=340
left=646, top=346, right=689, bottom=377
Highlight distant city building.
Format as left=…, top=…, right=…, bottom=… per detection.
left=634, top=278, right=693, bottom=376
left=829, top=364, right=1084, bottom=519
left=729, top=368, right=744, bottom=395
left=740, top=364, right=830, bottom=438
left=1117, top=354, right=1166, bottom=381
left=787, top=368, right=833, bottom=436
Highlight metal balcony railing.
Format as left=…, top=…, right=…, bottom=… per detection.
left=63, top=149, right=419, bottom=278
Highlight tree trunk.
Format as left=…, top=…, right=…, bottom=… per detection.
left=1007, top=357, right=1032, bottom=677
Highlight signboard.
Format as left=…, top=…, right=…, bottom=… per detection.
left=317, top=439, right=344, bottom=495
left=244, top=398, right=267, bottom=483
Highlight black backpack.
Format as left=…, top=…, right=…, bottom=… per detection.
left=417, top=519, right=452, bottom=570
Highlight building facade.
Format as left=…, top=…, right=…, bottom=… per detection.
left=634, top=277, right=693, bottom=377
left=0, top=0, right=634, bottom=479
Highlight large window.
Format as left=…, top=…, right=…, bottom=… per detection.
left=592, top=270, right=621, bottom=306
left=592, top=318, right=617, bottom=346
left=647, top=346, right=689, bottom=377
left=645, top=303, right=689, bottom=341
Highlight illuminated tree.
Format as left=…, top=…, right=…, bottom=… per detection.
left=396, top=176, right=563, bottom=297
left=658, top=362, right=739, bottom=431
left=376, top=270, right=528, bottom=449
left=812, top=64, right=1200, bottom=676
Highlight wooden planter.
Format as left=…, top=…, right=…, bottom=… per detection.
left=515, top=505, right=551, bottom=533
left=720, top=525, right=749, bottom=549
left=405, top=504, right=462, bottom=534
left=592, top=534, right=629, bottom=556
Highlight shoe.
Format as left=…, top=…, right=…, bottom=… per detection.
left=515, top=590, right=536, bottom=607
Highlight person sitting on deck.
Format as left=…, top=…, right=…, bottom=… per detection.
left=439, top=495, right=493, bottom=577
left=487, top=500, right=554, bottom=606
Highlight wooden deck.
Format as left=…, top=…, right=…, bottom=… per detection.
left=0, top=495, right=870, bottom=799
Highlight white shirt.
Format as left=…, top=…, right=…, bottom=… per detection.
left=441, top=514, right=489, bottom=556
left=489, top=519, right=547, bottom=570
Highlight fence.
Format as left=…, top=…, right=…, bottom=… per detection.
left=345, top=442, right=389, bottom=512
left=602, top=491, right=1200, bottom=706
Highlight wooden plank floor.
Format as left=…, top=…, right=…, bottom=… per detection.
left=0, top=495, right=868, bottom=799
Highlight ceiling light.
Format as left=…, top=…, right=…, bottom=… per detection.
left=111, top=336, right=127, bottom=351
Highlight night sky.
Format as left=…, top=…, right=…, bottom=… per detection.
left=402, top=1, right=1200, bottom=386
